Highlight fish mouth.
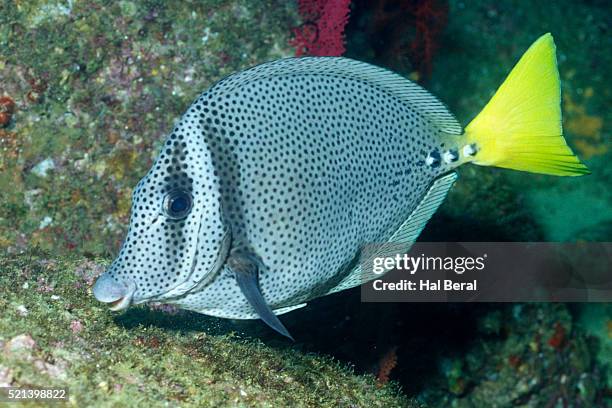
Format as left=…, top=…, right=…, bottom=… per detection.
left=92, top=274, right=137, bottom=312
left=106, top=291, right=134, bottom=311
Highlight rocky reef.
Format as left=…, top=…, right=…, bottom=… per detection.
left=0, top=0, right=300, bottom=255
left=0, top=253, right=415, bottom=407
left=0, top=0, right=609, bottom=406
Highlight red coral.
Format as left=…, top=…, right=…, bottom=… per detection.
left=352, top=0, right=448, bottom=80
left=508, top=354, right=521, bottom=368
left=290, top=0, right=351, bottom=56
left=410, top=0, right=448, bottom=78
left=548, top=322, right=566, bottom=350
left=0, top=96, right=16, bottom=127
left=376, top=346, right=398, bottom=385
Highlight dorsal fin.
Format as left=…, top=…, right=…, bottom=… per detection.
left=326, top=171, right=458, bottom=295
left=211, top=57, right=462, bottom=135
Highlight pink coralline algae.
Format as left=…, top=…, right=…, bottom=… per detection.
left=73, top=260, right=106, bottom=287
left=70, top=320, right=83, bottom=334
left=290, top=0, right=351, bottom=57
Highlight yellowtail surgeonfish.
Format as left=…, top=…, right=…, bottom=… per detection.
left=92, top=34, right=589, bottom=339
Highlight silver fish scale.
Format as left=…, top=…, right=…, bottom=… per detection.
left=169, top=57, right=460, bottom=318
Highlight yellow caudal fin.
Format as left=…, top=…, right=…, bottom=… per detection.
left=463, top=33, right=590, bottom=176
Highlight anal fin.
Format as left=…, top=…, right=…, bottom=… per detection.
left=326, top=171, right=458, bottom=294
left=273, top=303, right=307, bottom=316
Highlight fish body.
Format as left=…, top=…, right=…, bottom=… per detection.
left=93, top=34, right=588, bottom=338
left=173, top=57, right=460, bottom=319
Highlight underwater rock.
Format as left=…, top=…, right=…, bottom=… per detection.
left=0, top=253, right=416, bottom=407
left=419, top=304, right=609, bottom=407
left=0, top=365, right=13, bottom=387
left=0, top=96, right=16, bottom=127
left=0, top=0, right=609, bottom=406
left=15, top=305, right=29, bottom=317
left=4, top=334, right=36, bottom=355
left=0, top=0, right=301, bottom=255
left=31, top=158, right=55, bottom=178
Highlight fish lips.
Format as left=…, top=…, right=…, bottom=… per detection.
left=92, top=273, right=137, bottom=311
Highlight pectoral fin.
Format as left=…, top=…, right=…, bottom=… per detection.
left=227, top=251, right=294, bottom=340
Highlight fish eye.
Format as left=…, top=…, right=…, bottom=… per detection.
left=163, top=189, right=193, bottom=220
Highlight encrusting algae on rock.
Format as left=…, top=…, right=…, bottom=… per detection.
left=563, top=90, right=606, bottom=159
left=0, top=0, right=609, bottom=405
left=0, top=0, right=302, bottom=256
left=0, top=252, right=416, bottom=407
